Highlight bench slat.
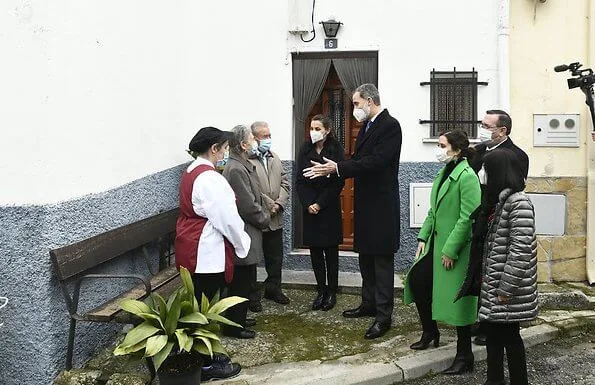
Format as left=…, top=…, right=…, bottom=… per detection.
left=50, top=208, right=179, bottom=281
left=86, top=265, right=180, bottom=322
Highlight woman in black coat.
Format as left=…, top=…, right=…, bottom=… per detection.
left=296, top=114, right=345, bottom=311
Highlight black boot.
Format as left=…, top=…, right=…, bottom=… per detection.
left=442, top=325, right=474, bottom=375
left=441, top=355, right=474, bottom=375
left=320, top=292, right=336, bottom=311
left=410, top=331, right=440, bottom=350
left=312, top=292, right=325, bottom=310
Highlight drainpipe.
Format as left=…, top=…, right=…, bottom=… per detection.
left=587, top=0, right=595, bottom=284
left=497, top=0, right=510, bottom=111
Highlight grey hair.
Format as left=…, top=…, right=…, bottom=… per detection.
left=354, top=83, right=381, bottom=105
left=250, top=121, right=268, bottom=135
left=230, top=124, right=252, bottom=154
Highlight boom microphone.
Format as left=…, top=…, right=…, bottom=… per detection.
left=554, top=64, right=569, bottom=72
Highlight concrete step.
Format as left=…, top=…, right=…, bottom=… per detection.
left=257, top=267, right=404, bottom=295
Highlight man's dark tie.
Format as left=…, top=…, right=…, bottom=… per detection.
left=364, top=120, right=373, bottom=133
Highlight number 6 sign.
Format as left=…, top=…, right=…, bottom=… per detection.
left=324, top=38, right=338, bottom=49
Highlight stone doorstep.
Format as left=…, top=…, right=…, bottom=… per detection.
left=256, top=267, right=403, bottom=292
left=220, top=323, right=568, bottom=385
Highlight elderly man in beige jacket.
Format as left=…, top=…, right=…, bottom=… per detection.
left=248, top=121, right=291, bottom=309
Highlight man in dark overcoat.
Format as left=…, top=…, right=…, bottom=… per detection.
left=304, top=83, right=402, bottom=339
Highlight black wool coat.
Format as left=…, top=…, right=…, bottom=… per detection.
left=296, top=139, right=345, bottom=247
left=337, top=109, right=402, bottom=254
left=470, top=138, right=529, bottom=180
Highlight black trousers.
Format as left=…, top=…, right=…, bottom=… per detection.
left=263, top=229, right=284, bottom=292
left=192, top=273, right=226, bottom=366
left=484, top=322, right=528, bottom=385
left=310, top=246, right=339, bottom=294
left=192, top=272, right=225, bottom=304
left=409, top=252, right=472, bottom=358
left=408, top=251, right=438, bottom=335
left=225, top=264, right=256, bottom=332
left=359, top=253, right=394, bottom=323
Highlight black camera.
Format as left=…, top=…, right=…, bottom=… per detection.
left=555, top=61, right=595, bottom=132
left=554, top=62, right=595, bottom=89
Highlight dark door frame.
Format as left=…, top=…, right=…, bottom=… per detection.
left=291, top=51, right=379, bottom=249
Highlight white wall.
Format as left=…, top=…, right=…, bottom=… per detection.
left=0, top=0, right=501, bottom=205
left=288, top=0, right=501, bottom=163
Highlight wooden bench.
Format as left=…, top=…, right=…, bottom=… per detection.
left=50, top=208, right=180, bottom=370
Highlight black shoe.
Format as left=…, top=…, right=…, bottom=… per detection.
left=320, top=293, right=336, bottom=311
left=312, top=292, right=325, bottom=310
left=364, top=320, right=391, bottom=339
left=473, top=334, right=487, bottom=346
left=244, top=318, right=256, bottom=327
left=223, top=328, right=256, bottom=339
left=248, top=301, right=263, bottom=312
left=483, top=380, right=507, bottom=385
left=201, top=360, right=241, bottom=382
left=410, top=332, right=440, bottom=350
left=264, top=289, right=290, bottom=304
left=441, top=356, right=474, bottom=375
left=343, top=305, right=376, bottom=318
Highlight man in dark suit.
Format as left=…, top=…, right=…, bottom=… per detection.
left=470, top=109, right=529, bottom=346
left=303, top=83, right=402, bottom=339
left=471, top=110, right=529, bottom=180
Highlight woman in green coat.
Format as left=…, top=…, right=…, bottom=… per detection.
left=404, top=130, right=481, bottom=375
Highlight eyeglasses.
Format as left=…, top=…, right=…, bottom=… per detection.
left=478, top=123, right=500, bottom=130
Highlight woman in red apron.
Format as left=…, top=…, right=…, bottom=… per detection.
left=175, top=126, right=251, bottom=381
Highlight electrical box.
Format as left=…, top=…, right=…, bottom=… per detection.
left=287, top=0, right=311, bottom=34
left=527, top=193, right=566, bottom=236
left=409, top=183, right=433, bottom=228
left=533, top=114, right=580, bottom=147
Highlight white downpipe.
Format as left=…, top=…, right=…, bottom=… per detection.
left=587, top=0, right=595, bottom=284
left=497, top=0, right=510, bottom=111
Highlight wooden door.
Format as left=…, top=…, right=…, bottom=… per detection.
left=304, top=64, right=364, bottom=250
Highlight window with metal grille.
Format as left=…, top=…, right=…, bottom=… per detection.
left=420, top=68, right=487, bottom=138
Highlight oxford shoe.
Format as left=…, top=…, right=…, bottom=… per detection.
left=364, top=320, right=391, bottom=339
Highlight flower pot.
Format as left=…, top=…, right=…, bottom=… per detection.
left=156, top=352, right=203, bottom=385
left=157, top=365, right=201, bottom=385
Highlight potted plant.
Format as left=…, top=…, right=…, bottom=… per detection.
left=113, top=267, right=246, bottom=385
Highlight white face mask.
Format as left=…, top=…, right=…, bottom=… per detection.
left=478, top=166, right=488, bottom=185
left=478, top=127, right=493, bottom=142
left=352, top=101, right=371, bottom=123
left=435, top=146, right=454, bottom=163
left=310, top=130, right=325, bottom=144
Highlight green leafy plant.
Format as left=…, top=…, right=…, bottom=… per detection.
left=113, top=267, right=246, bottom=371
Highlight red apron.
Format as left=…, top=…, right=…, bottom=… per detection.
left=175, top=164, right=235, bottom=283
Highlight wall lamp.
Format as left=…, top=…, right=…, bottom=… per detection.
left=319, top=19, right=343, bottom=38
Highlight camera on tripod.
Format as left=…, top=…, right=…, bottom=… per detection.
left=554, top=62, right=595, bottom=89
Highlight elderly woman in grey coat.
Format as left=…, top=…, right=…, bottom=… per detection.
left=478, top=149, right=537, bottom=385
left=222, top=124, right=271, bottom=339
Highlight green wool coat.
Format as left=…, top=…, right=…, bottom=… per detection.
left=403, top=159, right=481, bottom=326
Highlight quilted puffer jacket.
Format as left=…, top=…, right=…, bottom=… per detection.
left=478, top=189, right=538, bottom=323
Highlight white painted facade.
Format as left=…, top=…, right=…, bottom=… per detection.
left=0, top=0, right=503, bottom=205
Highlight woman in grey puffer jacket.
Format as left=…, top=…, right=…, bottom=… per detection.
left=478, top=149, right=537, bottom=385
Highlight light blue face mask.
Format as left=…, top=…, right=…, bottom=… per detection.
left=248, top=141, right=259, bottom=157
left=215, top=149, right=229, bottom=169
left=258, top=138, right=272, bottom=154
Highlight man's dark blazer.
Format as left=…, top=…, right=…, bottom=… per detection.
left=470, top=137, right=529, bottom=180
left=338, top=109, right=402, bottom=254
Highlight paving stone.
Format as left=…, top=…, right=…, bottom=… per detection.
left=53, top=370, right=102, bottom=385
left=106, top=373, right=147, bottom=385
